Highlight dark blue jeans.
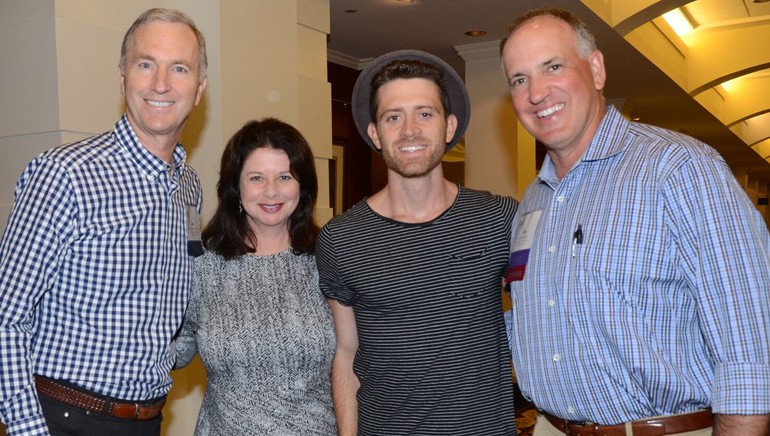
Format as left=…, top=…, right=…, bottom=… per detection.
left=39, top=395, right=162, bottom=436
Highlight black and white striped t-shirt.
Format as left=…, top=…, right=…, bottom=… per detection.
left=318, top=186, right=518, bottom=435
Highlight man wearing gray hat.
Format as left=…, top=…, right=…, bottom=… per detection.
left=316, top=50, right=518, bottom=436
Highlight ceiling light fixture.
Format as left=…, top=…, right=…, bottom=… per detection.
left=465, top=30, right=487, bottom=37
left=720, top=77, right=740, bottom=93
left=662, top=8, right=694, bottom=36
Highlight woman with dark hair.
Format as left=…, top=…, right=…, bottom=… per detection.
left=175, top=118, right=336, bottom=435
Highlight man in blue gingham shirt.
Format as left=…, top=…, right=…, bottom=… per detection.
left=0, top=8, right=206, bottom=436
left=501, top=7, right=769, bottom=436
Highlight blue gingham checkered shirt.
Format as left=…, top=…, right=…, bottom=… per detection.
left=509, top=106, right=770, bottom=425
left=0, top=115, right=202, bottom=435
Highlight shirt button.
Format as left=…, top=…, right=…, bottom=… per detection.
left=147, top=174, right=155, bottom=181
left=556, top=195, right=565, bottom=203
left=548, top=299, right=555, bottom=307
left=553, top=353, right=561, bottom=362
left=548, top=246, right=556, bottom=253
left=567, top=406, right=575, bottom=414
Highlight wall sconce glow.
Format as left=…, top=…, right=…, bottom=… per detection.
left=663, top=9, right=693, bottom=36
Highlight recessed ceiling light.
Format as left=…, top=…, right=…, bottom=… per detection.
left=465, top=30, right=487, bottom=37
left=395, top=0, right=415, bottom=3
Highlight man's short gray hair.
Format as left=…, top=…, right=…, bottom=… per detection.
left=119, top=8, right=208, bottom=79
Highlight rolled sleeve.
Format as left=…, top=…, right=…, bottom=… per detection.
left=712, top=363, right=770, bottom=414
left=316, top=225, right=355, bottom=306
left=2, top=384, right=49, bottom=435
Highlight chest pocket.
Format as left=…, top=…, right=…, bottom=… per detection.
left=447, top=246, right=493, bottom=300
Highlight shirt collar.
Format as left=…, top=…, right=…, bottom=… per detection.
left=113, top=114, right=188, bottom=178
left=538, top=105, right=629, bottom=184
left=581, top=104, right=629, bottom=163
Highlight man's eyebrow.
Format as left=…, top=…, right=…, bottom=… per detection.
left=132, top=53, right=194, bottom=67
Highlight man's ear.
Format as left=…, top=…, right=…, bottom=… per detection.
left=588, top=49, right=606, bottom=91
left=444, top=114, right=458, bottom=144
left=194, top=76, right=208, bottom=106
left=367, top=122, right=382, bottom=151
left=119, top=66, right=126, bottom=96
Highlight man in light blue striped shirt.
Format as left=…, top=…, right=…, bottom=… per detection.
left=501, top=7, right=769, bottom=436
left=0, top=8, right=206, bottom=436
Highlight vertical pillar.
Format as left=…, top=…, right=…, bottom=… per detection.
left=456, top=41, right=535, bottom=199
left=297, top=0, right=333, bottom=224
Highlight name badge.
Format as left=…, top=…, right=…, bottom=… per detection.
left=186, top=204, right=203, bottom=257
left=505, top=210, right=542, bottom=283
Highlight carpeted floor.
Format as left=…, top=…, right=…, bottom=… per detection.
left=515, top=403, right=537, bottom=435
left=514, top=384, right=536, bottom=435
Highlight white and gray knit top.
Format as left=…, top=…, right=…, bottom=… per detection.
left=176, top=249, right=337, bottom=435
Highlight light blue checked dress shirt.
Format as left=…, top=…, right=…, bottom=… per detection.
left=508, top=106, right=770, bottom=425
left=0, top=115, right=202, bottom=435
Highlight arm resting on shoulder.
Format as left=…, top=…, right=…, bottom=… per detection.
left=327, top=299, right=360, bottom=436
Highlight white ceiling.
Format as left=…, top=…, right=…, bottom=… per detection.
left=327, top=0, right=770, bottom=186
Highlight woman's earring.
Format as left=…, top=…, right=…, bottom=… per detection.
left=239, top=202, right=243, bottom=214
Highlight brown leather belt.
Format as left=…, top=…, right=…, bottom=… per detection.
left=540, top=408, right=712, bottom=436
left=34, top=375, right=165, bottom=421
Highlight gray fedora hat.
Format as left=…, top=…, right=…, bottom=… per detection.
left=351, top=49, right=471, bottom=153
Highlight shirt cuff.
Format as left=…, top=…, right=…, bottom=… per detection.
left=5, top=414, right=50, bottom=436
left=712, top=362, right=770, bottom=414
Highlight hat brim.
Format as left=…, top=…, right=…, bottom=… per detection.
left=351, top=49, right=471, bottom=153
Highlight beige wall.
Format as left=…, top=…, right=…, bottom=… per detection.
left=0, top=0, right=331, bottom=434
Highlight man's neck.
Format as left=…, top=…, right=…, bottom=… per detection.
left=141, top=137, right=178, bottom=165
left=128, top=121, right=181, bottom=165
left=368, top=170, right=458, bottom=223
